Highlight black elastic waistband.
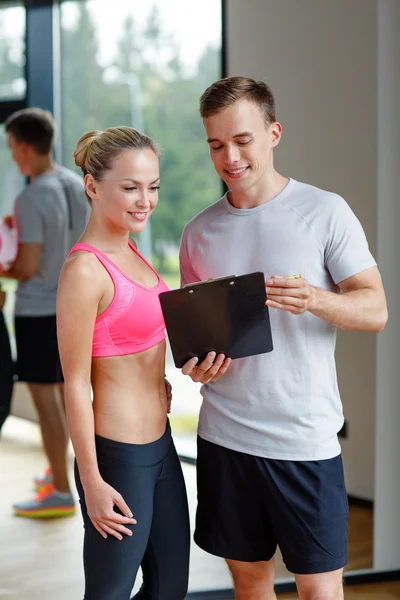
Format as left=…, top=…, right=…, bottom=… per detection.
left=95, top=419, right=172, bottom=467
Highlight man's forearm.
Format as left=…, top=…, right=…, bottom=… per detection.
left=310, top=286, right=387, bottom=332
left=0, top=268, right=16, bottom=280
left=0, top=262, right=33, bottom=281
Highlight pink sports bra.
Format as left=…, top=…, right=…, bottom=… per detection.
left=67, top=241, right=169, bottom=357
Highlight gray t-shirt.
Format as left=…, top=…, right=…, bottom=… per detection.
left=180, top=178, right=377, bottom=461
left=15, top=166, right=89, bottom=316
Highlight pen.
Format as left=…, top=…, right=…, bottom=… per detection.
left=287, top=274, right=302, bottom=279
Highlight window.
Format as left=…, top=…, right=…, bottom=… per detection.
left=0, top=1, right=26, bottom=215
left=0, top=3, right=25, bottom=101
left=0, top=124, right=24, bottom=217
left=60, top=0, right=223, bottom=459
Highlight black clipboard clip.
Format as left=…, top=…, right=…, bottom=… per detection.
left=184, top=275, right=237, bottom=292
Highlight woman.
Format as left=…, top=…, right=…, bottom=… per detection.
left=56, top=127, right=190, bottom=600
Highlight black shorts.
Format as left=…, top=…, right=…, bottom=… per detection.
left=194, top=436, right=348, bottom=575
left=15, top=315, right=63, bottom=384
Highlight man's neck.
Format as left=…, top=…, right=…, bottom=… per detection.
left=29, top=156, right=55, bottom=181
left=228, top=170, right=289, bottom=209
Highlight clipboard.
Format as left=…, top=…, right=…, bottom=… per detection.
left=159, top=271, right=273, bottom=368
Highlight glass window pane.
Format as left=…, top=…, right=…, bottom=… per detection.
left=60, top=0, right=222, bottom=457
left=0, top=124, right=24, bottom=217
left=0, top=124, right=22, bottom=357
left=0, top=3, right=26, bottom=100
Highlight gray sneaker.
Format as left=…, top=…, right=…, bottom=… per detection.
left=13, top=485, right=76, bottom=518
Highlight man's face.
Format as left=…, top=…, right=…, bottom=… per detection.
left=7, top=132, right=31, bottom=176
left=204, top=98, right=281, bottom=195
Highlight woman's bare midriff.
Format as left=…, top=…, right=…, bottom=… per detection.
left=91, top=340, right=168, bottom=444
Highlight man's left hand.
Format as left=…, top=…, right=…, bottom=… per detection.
left=182, top=352, right=231, bottom=384
left=265, top=276, right=316, bottom=315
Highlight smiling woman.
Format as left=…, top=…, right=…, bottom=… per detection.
left=56, top=126, right=191, bottom=599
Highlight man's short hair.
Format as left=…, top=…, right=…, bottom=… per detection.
left=5, top=107, right=55, bottom=155
left=200, top=76, right=276, bottom=126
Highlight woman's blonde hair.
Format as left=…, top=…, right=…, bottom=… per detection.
left=73, top=126, right=159, bottom=180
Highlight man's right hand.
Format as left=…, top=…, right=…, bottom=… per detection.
left=182, top=352, right=231, bottom=384
left=84, top=479, right=137, bottom=540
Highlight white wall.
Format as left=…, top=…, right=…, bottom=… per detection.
left=374, top=0, right=400, bottom=570
left=226, top=0, right=377, bottom=500
left=226, top=0, right=400, bottom=571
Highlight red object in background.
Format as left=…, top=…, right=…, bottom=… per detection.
left=0, top=217, right=18, bottom=268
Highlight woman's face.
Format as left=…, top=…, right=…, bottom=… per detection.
left=86, top=148, right=160, bottom=234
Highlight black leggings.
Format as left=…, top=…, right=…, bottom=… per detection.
left=75, top=421, right=190, bottom=600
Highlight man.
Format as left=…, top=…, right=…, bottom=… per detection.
left=2, top=107, right=89, bottom=517
left=180, top=77, right=387, bottom=600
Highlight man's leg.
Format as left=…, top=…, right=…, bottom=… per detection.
left=194, top=438, right=279, bottom=600
left=258, top=455, right=348, bottom=598
left=295, top=569, right=344, bottom=600
left=226, top=558, right=277, bottom=600
left=58, top=381, right=66, bottom=412
left=28, top=382, right=70, bottom=493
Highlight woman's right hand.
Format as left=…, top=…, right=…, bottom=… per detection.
left=84, top=479, right=137, bottom=540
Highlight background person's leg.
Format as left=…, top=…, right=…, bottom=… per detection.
left=14, top=315, right=68, bottom=490
left=33, top=381, right=67, bottom=490
left=28, top=382, right=69, bottom=493
left=12, top=382, right=74, bottom=516
left=12, top=316, right=74, bottom=517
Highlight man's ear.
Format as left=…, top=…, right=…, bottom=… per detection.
left=84, top=174, right=97, bottom=203
left=271, top=121, right=283, bottom=148
left=19, top=141, right=32, bottom=156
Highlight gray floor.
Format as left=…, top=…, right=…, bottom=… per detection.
left=0, top=416, right=234, bottom=600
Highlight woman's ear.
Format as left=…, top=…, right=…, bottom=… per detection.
left=84, top=174, right=97, bottom=203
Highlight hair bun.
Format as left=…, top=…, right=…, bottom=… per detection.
left=73, top=130, right=102, bottom=170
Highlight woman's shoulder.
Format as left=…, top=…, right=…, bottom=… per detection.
left=60, top=250, right=105, bottom=292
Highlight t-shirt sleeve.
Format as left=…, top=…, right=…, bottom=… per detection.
left=324, top=194, right=377, bottom=284
left=179, top=226, right=200, bottom=287
left=15, top=190, right=44, bottom=244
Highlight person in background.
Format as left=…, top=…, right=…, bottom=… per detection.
left=56, top=126, right=190, bottom=599
left=180, top=76, right=387, bottom=600
left=1, top=107, right=89, bottom=517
